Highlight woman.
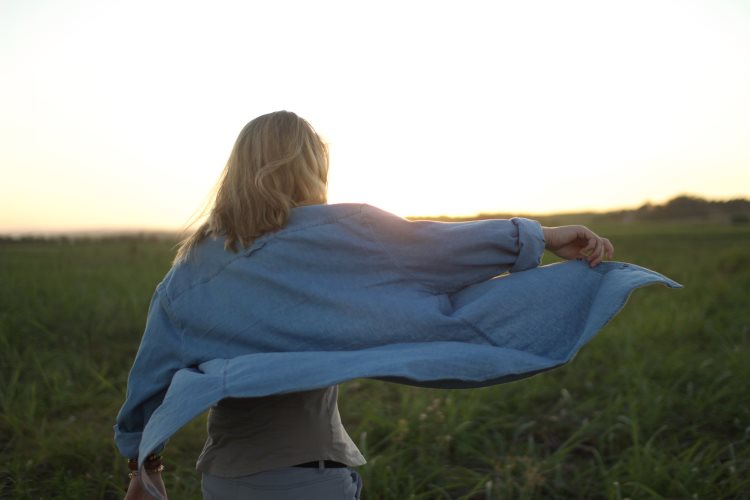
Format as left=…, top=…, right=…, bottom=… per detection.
left=116, top=111, right=678, bottom=499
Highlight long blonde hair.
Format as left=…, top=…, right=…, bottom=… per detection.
left=174, top=111, right=329, bottom=264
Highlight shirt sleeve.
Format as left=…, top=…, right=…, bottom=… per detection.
left=113, top=286, right=184, bottom=458
left=361, top=204, right=545, bottom=293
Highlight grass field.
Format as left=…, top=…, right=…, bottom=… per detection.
left=1, top=223, right=749, bottom=499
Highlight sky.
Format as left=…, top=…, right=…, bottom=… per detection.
left=1, top=0, right=749, bottom=233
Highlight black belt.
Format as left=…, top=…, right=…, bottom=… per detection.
left=294, top=460, right=347, bottom=468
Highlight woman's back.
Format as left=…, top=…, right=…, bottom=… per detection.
left=197, top=386, right=365, bottom=477
left=160, top=203, right=547, bottom=366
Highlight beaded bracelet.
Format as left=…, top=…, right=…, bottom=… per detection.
left=127, top=454, right=165, bottom=479
left=128, top=464, right=165, bottom=479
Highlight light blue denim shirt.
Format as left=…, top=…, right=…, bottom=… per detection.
left=114, top=203, right=679, bottom=493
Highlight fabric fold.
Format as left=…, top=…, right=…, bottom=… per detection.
left=114, top=204, right=681, bottom=500
left=135, top=260, right=680, bottom=470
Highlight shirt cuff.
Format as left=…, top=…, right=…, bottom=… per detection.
left=114, top=426, right=166, bottom=459
left=114, top=425, right=142, bottom=459
left=509, top=218, right=545, bottom=273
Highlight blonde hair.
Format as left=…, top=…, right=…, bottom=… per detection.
left=174, top=111, right=329, bottom=264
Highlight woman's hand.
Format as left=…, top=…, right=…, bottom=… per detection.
left=124, top=471, right=168, bottom=500
left=542, top=225, right=614, bottom=267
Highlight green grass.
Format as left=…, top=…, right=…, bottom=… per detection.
left=1, top=224, right=749, bottom=499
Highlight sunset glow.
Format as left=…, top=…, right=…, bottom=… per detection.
left=1, top=0, right=748, bottom=233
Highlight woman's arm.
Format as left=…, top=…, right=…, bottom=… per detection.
left=542, top=225, right=614, bottom=267
left=359, top=205, right=546, bottom=293
left=115, top=287, right=183, bottom=499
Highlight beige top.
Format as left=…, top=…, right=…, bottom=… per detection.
left=195, top=385, right=366, bottom=477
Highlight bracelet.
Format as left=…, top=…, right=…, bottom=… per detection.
left=127, top=454, right=162, bottom=471
left=128, top=464, right=165, bottom=479
left=127, top=454, right=165, bottom=479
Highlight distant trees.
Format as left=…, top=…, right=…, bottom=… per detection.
left=632, top=195, right=750, bottom=222
left=410, top=194, right=750, bottom=224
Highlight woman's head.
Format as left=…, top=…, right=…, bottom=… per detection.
left=175, top=111, right=328, bottom=263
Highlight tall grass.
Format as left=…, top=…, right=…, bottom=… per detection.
left=1, top=224, right=748, bottom=499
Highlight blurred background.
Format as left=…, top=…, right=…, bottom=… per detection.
left=1, top=1, right=749, bottom=499
left=1, top=0, right=748, bottom=233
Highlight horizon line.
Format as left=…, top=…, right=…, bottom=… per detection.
left=2, top=192, right=747, bottom=238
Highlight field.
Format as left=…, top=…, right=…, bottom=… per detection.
left=1, top=222, right=749, bottom=499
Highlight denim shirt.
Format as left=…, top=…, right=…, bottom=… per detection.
left=114, top=203, right=680, bottom=493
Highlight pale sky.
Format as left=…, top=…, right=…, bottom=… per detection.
left=1, top=0, right=749, bottom=233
